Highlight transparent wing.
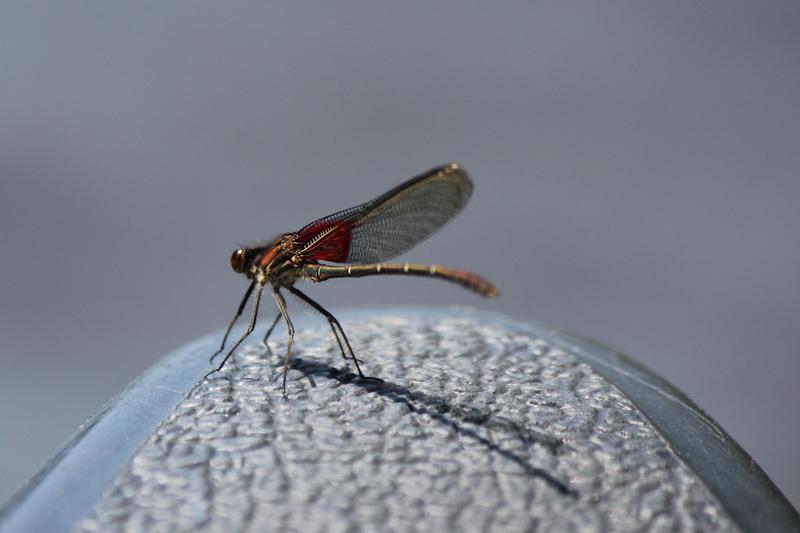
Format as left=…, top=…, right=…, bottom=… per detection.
left=295, top=163, right=473, bottom=263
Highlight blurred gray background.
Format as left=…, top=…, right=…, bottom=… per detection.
left=1, top=1, right=798, bottom=510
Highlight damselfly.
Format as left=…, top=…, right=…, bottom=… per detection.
left=208, top=163, right=498, bottom=395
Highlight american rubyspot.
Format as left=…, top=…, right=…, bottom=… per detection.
left=207, top=163, right=498, bottom=395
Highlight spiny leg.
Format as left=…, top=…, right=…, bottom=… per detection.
left=210, top=280, right=255, bottom=364
left=262, top=311, right=282, bottom=352
left=287, top=288, right=348, bottom=362
left=287, top=286, right=366, bottom=379
left=272, top=288, right=295, bottom=397
left=287, top=286, right=357, bottom=369
left=291, top=288, right=347, bottom=360
left=205, top=282, right=264, bottom=380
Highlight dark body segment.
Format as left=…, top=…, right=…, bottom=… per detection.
left=306, top=263, right=498, bottom=298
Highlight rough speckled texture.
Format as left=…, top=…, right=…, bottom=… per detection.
left=77, top=313, right=736, bottom=532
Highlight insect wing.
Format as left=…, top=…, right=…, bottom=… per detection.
left=296, top=163, right=473, bottom=263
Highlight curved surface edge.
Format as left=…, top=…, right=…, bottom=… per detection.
left=0, top=336, right=213, bottom=533
left=486, top=311, right=799, bottom=533
left=0, top=306, right=796, bottom=533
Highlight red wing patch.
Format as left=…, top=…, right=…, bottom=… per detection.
left=296, top=220, right=354, bottom=263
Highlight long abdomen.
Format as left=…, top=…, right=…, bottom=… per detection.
left=304, top=263, right=498, bottom=297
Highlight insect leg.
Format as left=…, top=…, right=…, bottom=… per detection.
left=287, top=286, right=366, bottom=379
left=210, top=280, right=256, bottom=364
left=205, top=281, right=264, bottom=379
left=262, top=311, right=282, bottom=351
left=272, top=288, right=295, bottom=397
left=286, top=286, right=348, bottom=362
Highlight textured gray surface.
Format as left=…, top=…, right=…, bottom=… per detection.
left=4, top=3, right=800, bottom=512
left=75, top=309, right=737, bottom=532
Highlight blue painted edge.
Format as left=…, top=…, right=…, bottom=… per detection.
left=0, top=306, right=797, bottom=533
left=0, top=335, right=214, bottom=533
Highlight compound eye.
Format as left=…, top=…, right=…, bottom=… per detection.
left=230, top=248, right=246, bottom=273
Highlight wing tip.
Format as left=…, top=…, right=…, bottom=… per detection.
left=437, top=162, right=473, bottom=200
left=440, top=162, right=465, bottom=175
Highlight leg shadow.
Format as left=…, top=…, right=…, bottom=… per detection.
left=288, top=357, right=578, bottom=498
